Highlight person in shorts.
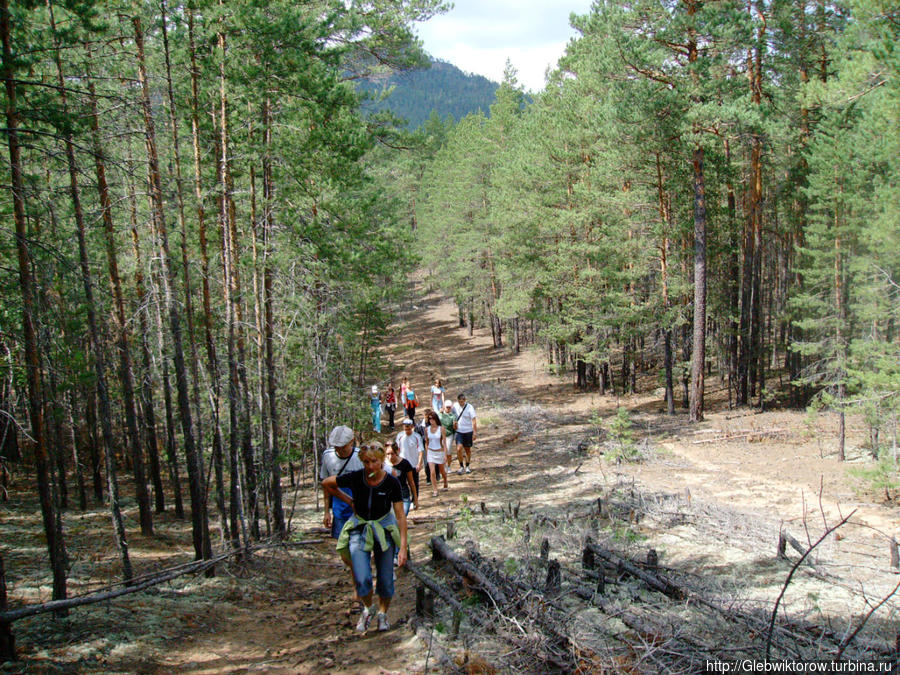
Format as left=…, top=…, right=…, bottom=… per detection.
left=452, top=393, right=477, bottom=474
left=439, top=399, right=456, bottom=467
left=395, top=418, right=424, bottom=496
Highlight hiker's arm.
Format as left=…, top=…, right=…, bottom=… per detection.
left=407, top=470, right=418, bottom=509
left=322, top=475, right=353, bottom=509
left=394, top=500, right=408, bottom=567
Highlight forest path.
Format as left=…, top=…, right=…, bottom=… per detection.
left=9, top=277, right=898, bottom=673
left=182, top=277, right=899, bottom=673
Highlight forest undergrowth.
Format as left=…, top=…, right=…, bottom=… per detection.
left=2, top=286, right=899, bottom=673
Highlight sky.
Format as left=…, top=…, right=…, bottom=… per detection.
left=415, top=0, right=595, bottom=93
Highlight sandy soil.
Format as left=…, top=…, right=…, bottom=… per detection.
left=5, top=280, right=899, bottom=673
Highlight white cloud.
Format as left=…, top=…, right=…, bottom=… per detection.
left=416, top=0, right=594, bottom=93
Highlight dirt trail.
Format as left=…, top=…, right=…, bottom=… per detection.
left=8, top=282, right=899, bottom=673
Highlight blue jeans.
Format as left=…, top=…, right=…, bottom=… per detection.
left=402, top=498, right=412, bottom=515
left=348, top=529, right=395, bottom=599
left=371, top=399, right=382, bottom=432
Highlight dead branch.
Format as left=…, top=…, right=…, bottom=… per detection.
left=0, top=539, right=297, bottom=624
left=587, top=542, right=684, bottom=599
left=835, top=579, right=900, bottom=658
left=431, top=536, right=509, bottom=606
left=765, top=510, right=857, bottom=660
left=692, top=428, right=788, bottom=444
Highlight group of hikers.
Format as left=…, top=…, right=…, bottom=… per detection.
left=319, top=380, right=478, bottom=633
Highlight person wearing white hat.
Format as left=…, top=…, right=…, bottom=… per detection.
left=320, top=425, right=363, bottom=541
left=370, top=385, right=382, bottom=432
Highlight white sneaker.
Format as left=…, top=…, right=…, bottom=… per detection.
left=465, top=466, right=472, bottom=474
left=356, top=606, right=373, bottom=632
left=457, top=467, right=464, bottom=475
left=376, top=612, right=389, bottom=631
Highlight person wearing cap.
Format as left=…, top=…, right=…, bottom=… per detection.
left=370, top=385, right=382, bottom=432
left=395, top=418, right=424, bottom=498
left=452, top=394, right=477, bottom=474
left=320, top=425, right=363, bottom=541
left=439, top=399, right=456, bottom=467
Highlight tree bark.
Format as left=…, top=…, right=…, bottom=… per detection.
left=133, top=15, right=210, bottom=560
left=77, top=44, right=153, bottom=534
left=689, top=144, right=708, bottom=423
left=4, top=0, right=87, bottom=594
left=217, top=22, right=250, bottom=553
left=262, top=98, right=286, bottom=537
left=188, top=7, right=228, bottom=542
left=160, top=0, right=206, bottom=490
left=0, top=554, right=13, bottom=659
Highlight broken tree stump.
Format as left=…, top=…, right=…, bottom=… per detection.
left=582, top=538, right=595, bottom=570
left=545, top=560, right=561, bottom=591
left=778, top=529, right=825, bottom=574
left=430, top=536, right=508, bottom=606
left=540, top=538, right=550, bottom=560
left=890, top=538, right=898, bottom=570
left=587, top=542, right=684, bottom=600
left=0, top=554, right=13, bottom=661
left=446, top=521, right=456, bottom=541
left=416, top=584, right=435, bottom=619
left=406, top=561, right=487, bottom=628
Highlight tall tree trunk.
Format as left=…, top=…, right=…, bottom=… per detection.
left=249, top=163, right=270, bottom=531
left=217, top=22, right=250, bottom=553
left=83, top=384, right=103, bottom=503
left=67, top=392, right=87, bottom=511
left=160, top=0, right=206, bottom=488
left=188, top=7, right=228, bottom=542
left=132, top=14, right=210, bottom=561
left=689, top=144, right=708, bottom=423
left=262, top=98, right=286, bottom=536
left=71, top=42, right=153, bottom=535
left=655, top=152, right=676, bottom=414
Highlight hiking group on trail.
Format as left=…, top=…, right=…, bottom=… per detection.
left=319, top=381, right=477, bottom=633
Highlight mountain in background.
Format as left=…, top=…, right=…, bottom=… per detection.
left=359, top=59, right=499, bottom=129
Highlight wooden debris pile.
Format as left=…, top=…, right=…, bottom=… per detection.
left=406, top=528, right=898, bottom=674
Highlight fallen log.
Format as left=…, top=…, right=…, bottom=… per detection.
left=406, top=560, right=488, bottom=628
left=692, top=428, right=788, bottom=444
left=431, top=536, right=508, bottom=606
left=587, top=542, right=684, bottom=600
left=0, top=538, right=295, bottom=625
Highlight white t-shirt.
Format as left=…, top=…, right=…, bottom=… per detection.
left=452, top=402, right=477, bottom=433
left=395, top=430, right=424, bottom=466
left=426, top=425, right=443, bottom=450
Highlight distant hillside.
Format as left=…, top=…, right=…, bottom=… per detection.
left=359, top=59, right=498, bottom=128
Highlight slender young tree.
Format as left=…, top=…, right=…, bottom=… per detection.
left=132, top=12, right=210, bottom=560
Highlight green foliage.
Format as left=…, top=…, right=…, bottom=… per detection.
left=848, top=457, right=900, bottom=501
left=607, top=408, right=639, bottom=463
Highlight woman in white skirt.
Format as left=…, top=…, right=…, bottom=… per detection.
left=424, top=411, right=448, bottom=497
